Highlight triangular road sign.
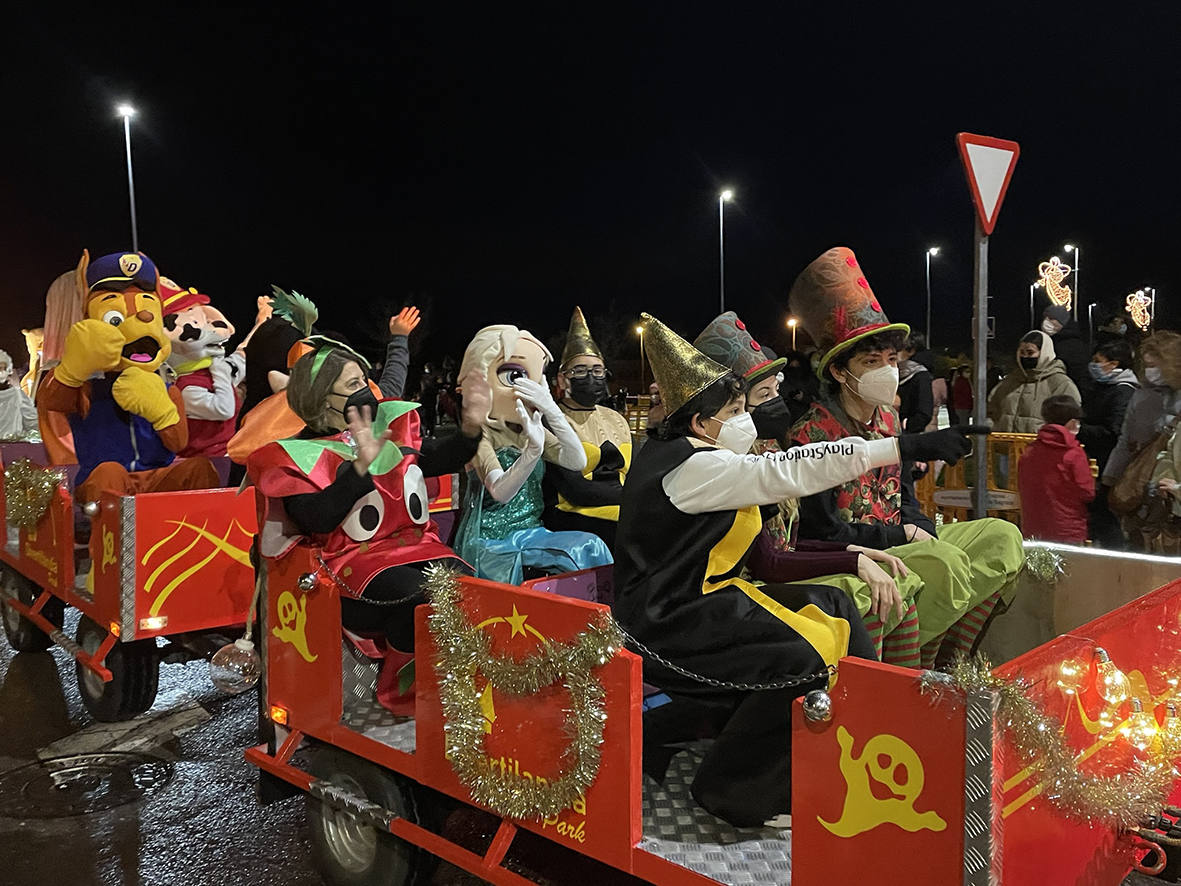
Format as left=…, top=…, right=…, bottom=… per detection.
left=956, top=133, right=1020, bottom=235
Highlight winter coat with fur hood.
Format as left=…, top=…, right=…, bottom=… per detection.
left=987, top=332, right=1082, bottom=433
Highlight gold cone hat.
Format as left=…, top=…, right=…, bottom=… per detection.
left=560, top=305, right=604, bottom=367
left=641, top=312, right=730, bottom=419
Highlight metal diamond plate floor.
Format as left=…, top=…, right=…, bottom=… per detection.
left=641, top=743, right=790, bottom=885
left=339, top=639, right=416, bottom=753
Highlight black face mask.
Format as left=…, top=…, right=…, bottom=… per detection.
left=1019, top=356, right=1039, bottom=372
left=331, top=386, right=379, bottom=421
left=568, top=376, right=609, bottom=408
left=750, top=396, right=794, bottom=440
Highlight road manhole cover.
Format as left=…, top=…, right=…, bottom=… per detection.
left=0, top=752, right=174, bottom=818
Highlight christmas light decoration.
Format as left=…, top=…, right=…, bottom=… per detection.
left=1095, top=647, right=1131, bottom=705
left=1038, top=256, right=1074, bottom=309
left=1127, top=289, right=1153, bottom=332
left=1123, top=698, right=1159, bottom=752
left=1056, top=658, right=1087, bottom=696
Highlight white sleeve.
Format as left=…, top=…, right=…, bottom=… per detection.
left=542, top=409, right=587, bottom=471
left=663, top=437, right=899, bottom=515
left=18, top=390, right=37, bottom=431
left=181, top=359, right=239, bottom=421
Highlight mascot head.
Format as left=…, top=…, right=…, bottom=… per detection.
left=79, top=251, right=170, bottom=372
left=159, top=277, right=235, bottom=371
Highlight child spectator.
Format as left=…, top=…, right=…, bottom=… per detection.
left=1018, top=395, right=1094, bottom=543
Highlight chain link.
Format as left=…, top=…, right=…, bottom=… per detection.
left=313, top=556, right=426, bottom=607
left=614, top=623, right=836, bottom=692
left=311, top=557, right=835, bottom=690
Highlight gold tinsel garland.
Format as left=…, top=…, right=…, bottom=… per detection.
left=424, top=564, right=623, bottom=820
left=921, top=656, right=1178, bottom=829
left=4, top=459, right=64, bottom=531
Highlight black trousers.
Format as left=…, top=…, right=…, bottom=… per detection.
left=339, top=557, right=468, bottom=651
left=681, top=583, right=876, bottom=827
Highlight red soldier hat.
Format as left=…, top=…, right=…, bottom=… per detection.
left=788, top=246, right=909, bottom=378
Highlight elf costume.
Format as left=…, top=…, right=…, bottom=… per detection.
left=786, top=247, right=1024, bottom=665
left=544, top=306, right=633, bottom=549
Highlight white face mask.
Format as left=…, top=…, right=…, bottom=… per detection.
left=1146, top=367, right=1166, bottom=387
left=844, top=364, right=899, bottom=407
left=705, top=411, right=758, bottom=454
left=1042, top=318, right=1063, bottom=335
left=0, top=366, right=11, bottom=385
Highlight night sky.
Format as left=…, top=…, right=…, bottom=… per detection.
left=6, top=4, right=1181, bottom=378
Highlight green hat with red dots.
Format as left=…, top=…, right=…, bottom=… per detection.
left=693, top=311, right=785, bottom=384
left=788, top=246, right=910, bottom=379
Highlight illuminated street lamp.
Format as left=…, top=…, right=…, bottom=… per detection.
left=1064, top=244, right=1081, bottom=320
left=635, top=325, right=645, bottom=390
left=787, top=317, right=799, bottom=350
left=116, top=103, right=139, bottom=251
left=718, top=189, right=734, bottom=313
left=925, top=247, right=939, bottom=345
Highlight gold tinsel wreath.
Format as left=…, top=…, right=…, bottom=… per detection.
left=4, top=459, right=65, bottom=531
left=921, top=656, right=1177, bottom=829
left=424, top=564, right=622, bottom=820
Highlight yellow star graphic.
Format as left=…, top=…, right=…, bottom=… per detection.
left=478, top=682, right=496, bottom=733
left=505, top=605, right=529, bottom=638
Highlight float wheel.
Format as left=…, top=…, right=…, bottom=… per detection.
left=307, top=746, right=436, bottom=886
left=1, top=569, right=63, bottom=652
left=75, top=616, right=159, bottom=721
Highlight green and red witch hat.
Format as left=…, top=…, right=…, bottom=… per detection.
left=787, top=246, right=909, bottom=378
left=693, top=311, right=785, bottom=384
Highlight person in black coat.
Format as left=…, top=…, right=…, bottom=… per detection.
left=1079, top=337, right=1139, bottom=548
left=897, top=334, right=934, bottom=433
left=1042, top=305, right=1091, bottom=395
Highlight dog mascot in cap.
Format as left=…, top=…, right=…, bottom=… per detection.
left=36, top=251, right=219, bottom=508
left=160, top=277, right=250, bottom=459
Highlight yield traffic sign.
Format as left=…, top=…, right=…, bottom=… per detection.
left=956, top=133, right=1020, bottom=235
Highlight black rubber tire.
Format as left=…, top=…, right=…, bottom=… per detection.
left=306, top=746, right=436, bottom=886
left=0, top=569, right=63, bottom=653
left=75, top=616, right=159, bottom=722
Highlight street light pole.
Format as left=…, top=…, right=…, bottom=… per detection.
left=925, top=247, right=939, bottom=345
left=635, top=325, right=645, bottom=391
left=718, top=189, right=733, bottom=314
left=1064, top=243, right=1080, bottom=320
left=787, top=317, right=798, bottom=350
left=1088, top=302, right=1097, bottom=342
left=117, top=104, right=139, bottom=252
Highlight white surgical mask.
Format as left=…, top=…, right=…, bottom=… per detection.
left=844, top=364, right=899, bottom=407
left=0, top=366, right=11, bottom=385
left=1042, top=318, right=1063, bottom=335
left=706, top=411, right=758, bottom=454
left=1146, top=367, right=1166, bottom=387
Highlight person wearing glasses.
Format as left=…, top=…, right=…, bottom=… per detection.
left=543, top=306, right=633, bottom=550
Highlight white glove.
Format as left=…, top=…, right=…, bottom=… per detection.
left=182, top=357, right=239, bottom=421
left=512, top=378, right=562, bottom=423
left=482, top=400, right=545, bottom=503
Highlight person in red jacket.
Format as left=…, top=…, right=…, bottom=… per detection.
left=950, top=364, right=974, bottom=424
left=1018, top=395, right=1095, bottom=543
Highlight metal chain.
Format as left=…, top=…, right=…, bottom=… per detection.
left=614, top=622, right=836, bottom=692
left=312, top=557, right=835, bottom=690
left=313, top=556, right=426, bottom=607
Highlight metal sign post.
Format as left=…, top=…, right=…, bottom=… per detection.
left=956, top=132, right=1020, bottom=520
left=972, top=219, right=990, bottom=519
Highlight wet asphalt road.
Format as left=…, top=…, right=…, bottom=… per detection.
left=0, top=610, right=322, bottom=886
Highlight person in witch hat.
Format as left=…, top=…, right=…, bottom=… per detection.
left=542, top=306, right=632, bottom=551
left=787, top=246, right=1025, bottom=667
left=696, top=311, right=926, bottom=665
left=613, top=312, right=973, bottom=829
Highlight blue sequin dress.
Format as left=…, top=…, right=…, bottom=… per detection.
left=456, top=433, right=612, bottom=584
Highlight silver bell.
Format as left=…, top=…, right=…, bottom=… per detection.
left=802, top=689, right=833, bottom=723
left=296, top=573, right=318, bottom=592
